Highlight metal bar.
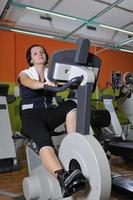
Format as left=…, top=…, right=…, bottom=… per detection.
left=100, top=43, right=133, bottom=53
left=50, top=0, right=64, bottom=11
left=93, top=0, right=133, bottom=14
left=115, top=37, right=133, bottom=46
left=0, top=0, right=12, bottom=23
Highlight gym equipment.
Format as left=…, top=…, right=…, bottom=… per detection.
left=98, top=71, right=123, bottom=139
left=119, top=72, right=133, bottom=125
left=103, top=97, right=125, bottom=139
left=103, top=96, right=133, bottom=161
left=0, top=84, right=20, bottom=172
left=22, top=38, right=111, bottom=200
left=105, top=72, right=133, bottom=159
left=98, top=75, right=133, bottom=161
left=98, top=73, right=133, bottom=197
left=112, top=71, right=121, bottom=90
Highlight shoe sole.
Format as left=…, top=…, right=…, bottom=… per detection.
left=63, top=179, right=86, bottom=198
left=64, top=169, right=82, bottom=186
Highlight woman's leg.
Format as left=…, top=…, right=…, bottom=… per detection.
left=38, top=104, right=77, bottom=183
left=22, top=110, right=63, bottom=176
left=39, top=146, right=63, bottom=176
left=45, top=100, right=77, bottom=134
left=39, top=108, right=77, bottom=176
left=22, top=101, right=77, bottom=177
left=66, top=109, right=77, bottom=134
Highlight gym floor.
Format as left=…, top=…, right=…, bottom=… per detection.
left=0, top=144, right=133, bottom=200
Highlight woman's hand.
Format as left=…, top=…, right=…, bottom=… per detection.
left=43, top=81, right=57, bottom=87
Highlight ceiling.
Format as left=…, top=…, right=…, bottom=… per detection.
left=0, top=0, right=133, bottom=53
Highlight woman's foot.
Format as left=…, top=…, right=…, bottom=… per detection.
left=55, top=169, right=87, bottom=198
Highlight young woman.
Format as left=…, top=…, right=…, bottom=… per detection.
left=18, top=44, right=86, bottom=197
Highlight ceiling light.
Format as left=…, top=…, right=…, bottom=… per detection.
left=120, top=48, right=133, bottom=53
left=26, top=6, right=78, bottom=21
left=10, top=29, right=55, bottom=38
left=100, top=24, right=133, bottom=35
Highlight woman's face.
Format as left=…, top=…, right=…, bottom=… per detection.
left=30, top=46, right=47, bottom=65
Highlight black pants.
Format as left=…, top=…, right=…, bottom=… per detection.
left=21, top=100, right=76, bottom=150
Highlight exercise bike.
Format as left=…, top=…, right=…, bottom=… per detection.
left=23, top=38, right=111, bottom=200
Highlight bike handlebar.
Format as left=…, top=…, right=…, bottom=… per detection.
left=43, top=76, right=83, bottom=92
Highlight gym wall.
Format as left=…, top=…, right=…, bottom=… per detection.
left=0, top=29, right=133, bottom=88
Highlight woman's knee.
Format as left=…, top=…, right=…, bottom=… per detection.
left=39, top=145, right=54, bottom=154
left=36, top=139, right=53, bottom=151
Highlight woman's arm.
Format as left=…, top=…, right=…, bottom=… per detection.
left=20, top=73, right=57, bottom=90
left=19, top=73, right=44, bottom=90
